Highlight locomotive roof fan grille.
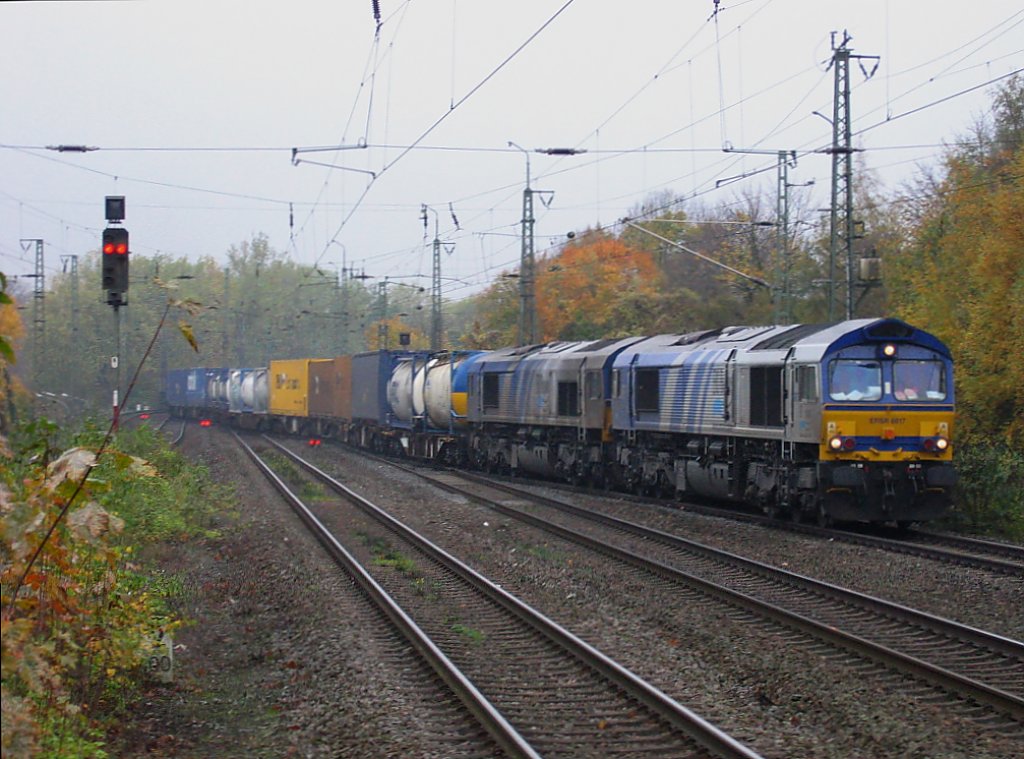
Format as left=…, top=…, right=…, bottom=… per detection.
left=865, top=319, right=915, bottom=339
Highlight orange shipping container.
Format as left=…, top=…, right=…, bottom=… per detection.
left=268, top=359, right=330, bottom=418
left=309, top=356, right=353, bottom=421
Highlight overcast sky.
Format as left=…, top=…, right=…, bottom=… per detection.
left=3, top=0, right=1022, bottom=303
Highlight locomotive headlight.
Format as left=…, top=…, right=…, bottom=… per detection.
left=829, top=436, right=844, bottom=451
left=935, top=436, right=949, bottom=451
left=882, top=343, right=897, bottom=357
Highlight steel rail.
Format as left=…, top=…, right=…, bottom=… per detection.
left=387, top=462, right=1024, bottom=724
left=264, top=435, right=765, bottom=759
left=233, top=432, right=541, bottom=759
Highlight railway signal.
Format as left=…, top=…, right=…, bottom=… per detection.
left=101, top=226, right=130, bottom=305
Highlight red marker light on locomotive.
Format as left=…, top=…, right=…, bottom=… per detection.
left=140, top=413, right=150, bottom=420
left=199, top=418, right=212, bottom=428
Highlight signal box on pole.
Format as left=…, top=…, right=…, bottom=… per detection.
left=102, top=227, right=129, bottom=305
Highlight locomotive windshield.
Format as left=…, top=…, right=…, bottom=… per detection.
left=894, top=360, right=946, bottom=401
left=829, top=360, right=882, bottom=401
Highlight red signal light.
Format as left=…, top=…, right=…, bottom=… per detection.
left=102, top=232, right=129, bottom=255
left=199, top=419, right=212, bottom=428
left=308, top=438, right=322, bottom=447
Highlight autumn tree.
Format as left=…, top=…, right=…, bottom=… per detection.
left=534, top=229, right=662, bottom=341
left=887, top=76, right=1024, bottom=446
left=0, top=274, right=26, bottom=433
left=456, top=274, right=521, bottom=348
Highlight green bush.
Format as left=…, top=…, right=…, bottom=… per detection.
left=945, top=442, right=1024, bottom=539
left=86, top=425, right=230, bottom=542
left=2, top=418, right=232, bottom=758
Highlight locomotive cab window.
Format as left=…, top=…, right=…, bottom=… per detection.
left=829, top=360, right=882, bottom=401
left=635, top=369, right=660, bottom=412
left=893, top=360, right=946, bottom=401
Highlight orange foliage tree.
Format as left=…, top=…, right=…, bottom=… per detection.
left=0, top=274, right=26, bottom=433
left=535, top=231, right=662, bottom=341
left=363, top=315, right=429, bottom=350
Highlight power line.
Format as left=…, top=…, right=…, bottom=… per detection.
left=313, top=0, right=580, bottom=269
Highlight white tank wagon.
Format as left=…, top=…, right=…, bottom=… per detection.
left=240, top=368, right=269, bottom=414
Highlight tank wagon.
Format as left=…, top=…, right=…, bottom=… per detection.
left=227, top=368, right=269, bottom=428
left=168, top=318, right=955, bottom=526
left=350, top=350, right=484, bottom=460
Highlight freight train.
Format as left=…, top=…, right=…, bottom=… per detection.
left=166, top=317, right=956, bottom=527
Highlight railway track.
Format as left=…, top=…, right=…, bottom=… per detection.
left=243, top=433, right=763, bottom=759
left=906, top=528, right=1024, bottom=567
left=511, top=478, right=1024, bottom=577
left=155, top=414, right=187, bottom=445
left=347, top=451, right=1024, bottom=736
